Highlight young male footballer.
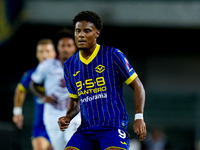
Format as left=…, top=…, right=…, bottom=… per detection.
left=58, top=11, right=146, bottom=150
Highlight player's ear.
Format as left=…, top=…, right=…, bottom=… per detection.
left=96, top=30, right=100, bottom=38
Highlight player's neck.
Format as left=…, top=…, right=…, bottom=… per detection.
left=80, top=44, right=96, bottom=60
left=58, top=56, right=66, bottom=65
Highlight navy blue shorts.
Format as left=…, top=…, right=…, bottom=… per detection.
left=32, top=126, right=50, bottom=142
left=65, top=127, right=130, bottom=150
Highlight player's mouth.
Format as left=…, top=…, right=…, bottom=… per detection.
left=78, top=40, right=87, bottom=45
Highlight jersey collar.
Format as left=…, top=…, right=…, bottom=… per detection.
left=79, top=44, right=100, bottom=65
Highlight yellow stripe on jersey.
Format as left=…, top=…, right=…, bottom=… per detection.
left=69, top=93, right=79, bottom=99
left=18, top=83, right=27, bottom=92
left=125, top=72, right=138, bottom=85
left=79, top=44, right=100, bottom=65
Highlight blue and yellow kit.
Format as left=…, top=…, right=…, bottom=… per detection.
left=18, top=68, right=50, bottom=141
left=64, top=44, right=137, bottom=131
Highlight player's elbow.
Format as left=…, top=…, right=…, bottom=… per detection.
left=130, top=77, right=145, bottom=91
left=29, top=80, right=36, bottom=93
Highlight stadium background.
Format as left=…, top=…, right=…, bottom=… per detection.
left=1, top=0, right=200, bottom=149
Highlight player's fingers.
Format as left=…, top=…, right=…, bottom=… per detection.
left=139, top=133, right=146, bottom=141
left=139, top=128, right=147, bottom=141
left=59, top=124, right=69, bottom=131
left=16, top=121, right=23, bottom=129
left=134, top=129, right=141, bottom=136
left=58, top=117, right=66, bottom=124
left=135, top=125, right=143, bottom=134
left=58, top=119, right=69, bottom=125
left=57, top=120, right=69, bottom=131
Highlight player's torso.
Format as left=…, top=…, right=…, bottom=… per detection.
left=70, top=45, right=127, bottom=128
left=44, top=59, right=69, bottom=101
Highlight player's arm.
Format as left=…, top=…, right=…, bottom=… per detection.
left=66, top=98, right=80, bottom=120
left=58, top=98, right=80, bottom=131
left=29, top=80, right=45, bottom=99
left=29, top=80, right=54, bottom=103
left=128, top=76, right=146, bottom=141
left=12, top=84, right=26, bottom=129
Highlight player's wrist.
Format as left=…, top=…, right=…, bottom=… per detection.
left=13, top=107, right=22, bottom=115
left=134, top=113, right=143, bottom=121
left=66, top=114, right=72, bottom=120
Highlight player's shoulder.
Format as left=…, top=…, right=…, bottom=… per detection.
left=101, top=45, right=127, bottom=62
left=100, top=45, right=124, bottom=59
left=42, top=57, right=55, bottom=64
left=22, top=67, right=36, bottom=77
left=39, top=58, right=55, bottom=67
left=100, top=45, right=119, bottom=54
left=64, top=51, right=79, bottom=66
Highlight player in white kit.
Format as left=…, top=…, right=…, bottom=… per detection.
left=29, top=29, right=81, bottom=150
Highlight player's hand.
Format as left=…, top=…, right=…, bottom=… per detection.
left=13, top=115, right=23, bottom=129
left=58, top=116, right=71, bottom=132
left=133, top=119, right=146, bottom=141
left=42, top=96, right=58, bottom=106
left=42, top=96, right=54, bottom=103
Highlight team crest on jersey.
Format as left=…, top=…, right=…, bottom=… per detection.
left=95, top=65, right=105, bottom=73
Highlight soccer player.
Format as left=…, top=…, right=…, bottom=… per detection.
left=13, top=39, right=56, bottom=150
left=58, top=11, right=147, bottom=150
left=29, top=29, right=81, bottom=150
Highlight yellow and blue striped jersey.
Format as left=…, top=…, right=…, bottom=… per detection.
left=64, top=44, right=137, bottom=130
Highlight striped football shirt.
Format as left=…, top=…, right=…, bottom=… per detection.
left=64, top=44, right=137, bottom=130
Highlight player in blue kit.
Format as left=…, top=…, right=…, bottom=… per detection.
left=58, top=11, right=146, bottom=150
left=13, top=39, right=56, bottom=150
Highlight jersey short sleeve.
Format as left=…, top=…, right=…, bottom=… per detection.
left=31, top=61, right=48, bottom=84
left=64, top=61, right=78, bottom=99
left=18, top=68, right=36, bottom=92
left=113, top=49, right=137, bottom=85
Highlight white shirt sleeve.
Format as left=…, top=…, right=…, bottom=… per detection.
left=31, top=60, right=48, bottom=84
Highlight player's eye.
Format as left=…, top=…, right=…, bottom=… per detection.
left=76, top=29, right=81, bottom=33
left=85, top=29, right=90, bottom=33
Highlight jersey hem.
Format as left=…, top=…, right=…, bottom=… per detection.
left=105, top=146, right=126, bottom=150
left=64, top=146, right=79, bottom=150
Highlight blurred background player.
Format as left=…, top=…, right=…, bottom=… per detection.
left=12, top=39, right=56, bottom=150
left=29, top=29, right=81, bottom=150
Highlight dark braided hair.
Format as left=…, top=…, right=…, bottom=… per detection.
left=73, top=11, right=103, bottom=31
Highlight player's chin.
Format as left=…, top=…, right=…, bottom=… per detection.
left=77, top=45, right=88, bottom=51
left=63, top=54, right=71, bottom=60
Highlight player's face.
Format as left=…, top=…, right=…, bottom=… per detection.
left=75, top=21, right=100, bottom=51
left=57, top=37, right=77, bottom=60
left=36, top=44, right=56, bottom=63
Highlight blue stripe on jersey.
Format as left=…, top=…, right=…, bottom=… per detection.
left=64, top=44, right=137, bottom=130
